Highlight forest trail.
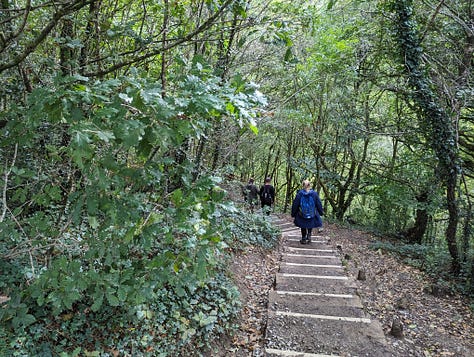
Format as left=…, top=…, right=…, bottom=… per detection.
left=264, top=216, right=392, bottom=356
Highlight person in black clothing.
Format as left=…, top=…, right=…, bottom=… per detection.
left=243, top=178, right=259, bottom=212
left=259, top=177, right=275, bottom=215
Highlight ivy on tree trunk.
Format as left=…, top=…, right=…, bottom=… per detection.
left=390, top=0, right=461, bottom=274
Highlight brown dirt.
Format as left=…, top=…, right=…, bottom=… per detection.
left=209, top=218, right=474, bottom=357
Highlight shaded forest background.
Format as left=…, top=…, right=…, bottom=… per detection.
left=1, top=0, right=473, bottom=355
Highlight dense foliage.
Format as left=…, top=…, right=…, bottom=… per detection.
left=1, top=0, right=473, bottom=354
left=233, top=0, right=474, bottom=287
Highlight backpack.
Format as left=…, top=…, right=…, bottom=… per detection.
left=299, top=191, right=316, bottom=219
left=245, top=184, right=258, bottom=201
left=262, top=186, right=272, bottom=204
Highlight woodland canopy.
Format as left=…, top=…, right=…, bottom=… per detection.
left=0, top=0, right=473, bottom=355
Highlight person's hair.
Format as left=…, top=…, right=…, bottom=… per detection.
left=302, top=179, right=311, bottom=191
left=265, top=177, right=271, bottom=183
left=248, top=178, right=254, bottom=184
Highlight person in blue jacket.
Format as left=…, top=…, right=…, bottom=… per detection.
left=291, top=180, right=324, bottom=244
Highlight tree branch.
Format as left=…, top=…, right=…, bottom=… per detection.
left=1, top=143, right=17, bottom=223
left=420, top=0, right=446, bottom=43
left=0, top=0, right=92, bottom=73
left=83, top=0, right=235, bottom=78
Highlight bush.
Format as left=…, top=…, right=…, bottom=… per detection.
left=0, top=70, right=269, bottom=355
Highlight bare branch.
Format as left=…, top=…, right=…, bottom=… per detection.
left=0, top=0, right=92, bottom=73
left=420, top=0, right=446, bottom=43
left=83, top=0, right=235, bottom=78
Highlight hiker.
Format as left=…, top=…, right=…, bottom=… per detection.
left=243, top=178, right=259, bottom=212
left=259, top=177, right=275, bottom=215
left=291, top=179, right=324, bottom=244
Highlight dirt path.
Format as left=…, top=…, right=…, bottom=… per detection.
left=211, top=215, right=474, bottom=357
left=264, top=217, right=392, bottom=356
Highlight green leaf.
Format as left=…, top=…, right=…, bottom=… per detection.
left=88, top=216, right=99, bottom=229
left=114, top=119, right=145, bottom=147
left=96, top=130, right=115, bottom=143
left=327, top=0, right=337, bottom=10
left=175, top=285, right=186, bottom=297
left=117, top=286, right=128, bottom=302
left=171, top=189, right=183, bottom=206
left=86, top=195, right=98, bottom=215
left=106, top=291, right=120, bottom=306
left=91, top=293, right=104, bottom=312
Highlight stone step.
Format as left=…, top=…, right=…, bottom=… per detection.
left=265, top=216, right=390, bottom=357
left=275, top=273, right=357, bottom=295
left=285, top=239, right=330, bottom=247
left=285, top=246, right=336, bottom=254
left=281, top=229, right=302, bottom=235
left=279, top=262, right=345, bottom=276
left=268, top=290, right=365, bottom=317
left=265, top=348, right=339, bottom=356
left=284, top=233, right=327, bottom=239
left=277, top=222, right=295, bottom=227
left=265, top=309, right=390, bottom=356
left=281, top=253, right=341, bottom=266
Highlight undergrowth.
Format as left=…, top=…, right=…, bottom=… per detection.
left=368, top=240, right=472, bottom=295
left=0, top=184, right=280, bottom=356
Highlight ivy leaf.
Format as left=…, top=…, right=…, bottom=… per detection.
left=171, top=189, right=183, bottom=206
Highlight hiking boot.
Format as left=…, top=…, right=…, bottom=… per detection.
left=300, top=238, right=307, bottom=244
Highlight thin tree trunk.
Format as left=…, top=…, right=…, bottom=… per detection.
left=59, top=17, right=74, bottom=75
left=161, top=0, right=169, bottom=97
left=461, top=174, right=473, bottom=263
left=79, top=0, right=100, bottom=73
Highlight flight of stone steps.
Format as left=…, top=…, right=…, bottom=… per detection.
left=265, top=216, right=391, bottom=357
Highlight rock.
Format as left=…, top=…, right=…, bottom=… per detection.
left=395, top=296, right=409, bottom=310
left=390, top=318, right=404, bottom=338
left=357, top=269, right=366, bottom=281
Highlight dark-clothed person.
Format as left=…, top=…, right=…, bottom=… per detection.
left=259, top=177, right=275, bottom=215
left=244, top=178, right=259, bottom=212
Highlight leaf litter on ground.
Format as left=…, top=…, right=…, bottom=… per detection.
left=210, top=218, right=474, bottom=357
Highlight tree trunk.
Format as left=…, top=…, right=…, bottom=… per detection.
left=59, top=18, right=74, bottom=75
left=446, top=178, right=460, bottom=273
left=392, top=0, right=460, bottom=274
left=403, top=191, right=429, bottom=244
left=79, top=0, right=100, bottom=73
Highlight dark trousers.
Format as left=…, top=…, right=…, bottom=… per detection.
left=301, top=228, right=312, bottom=239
